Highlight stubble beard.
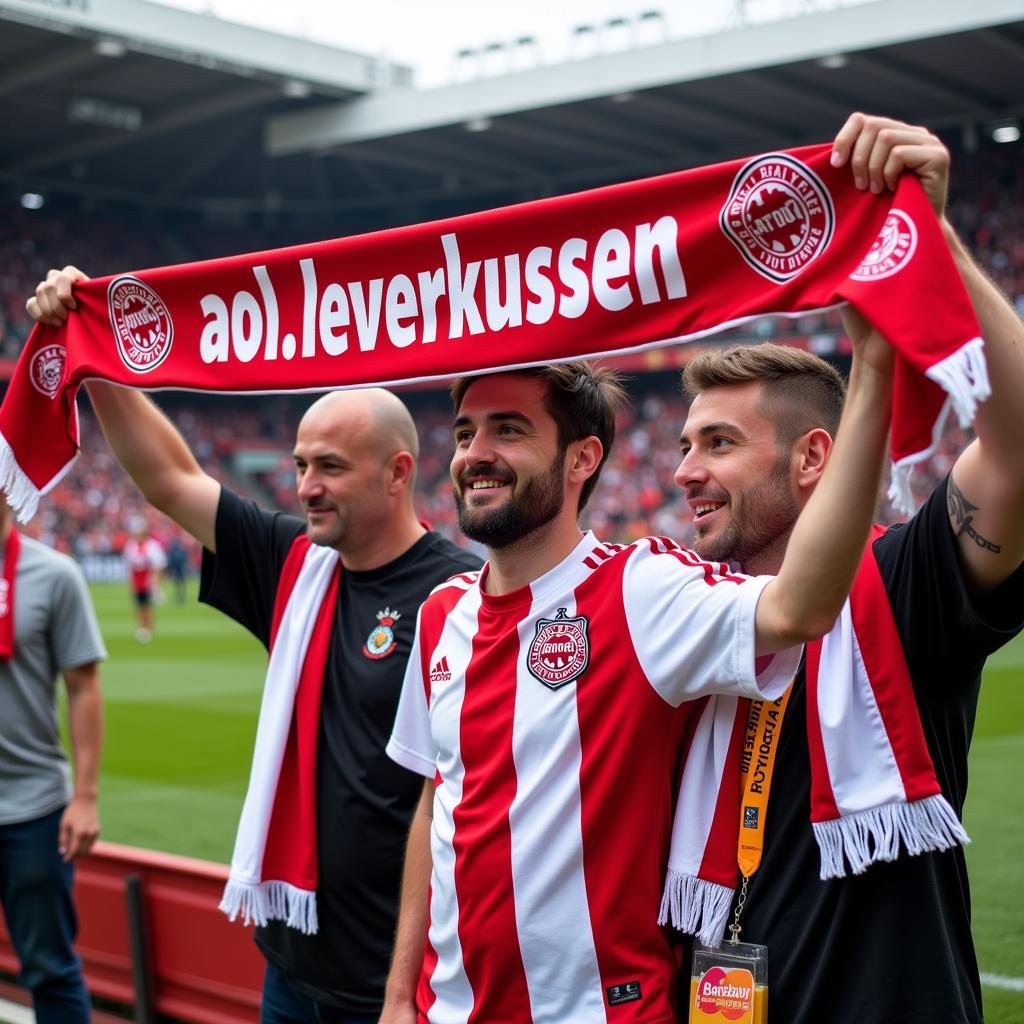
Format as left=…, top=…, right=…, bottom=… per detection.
left=306, top=504, right=346, bottom=549
left=691, top=459, right=798, bottom=568
left=455, top=456, right=565, bottom=550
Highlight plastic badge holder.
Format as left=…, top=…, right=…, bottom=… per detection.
left=689, top=940, right=768, bottom=1024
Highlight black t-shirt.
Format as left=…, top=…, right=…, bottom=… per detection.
left=200, top=488, right=481, bottom=1015
left=687, top=480, right=1024, bottom=1024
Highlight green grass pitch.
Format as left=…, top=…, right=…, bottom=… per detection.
left=80, top=580, right=1024, bottom=1021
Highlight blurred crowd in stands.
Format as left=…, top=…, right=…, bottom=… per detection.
left=3, top=140, right=1016, bottom=564
left=18, top=377, right=972, bottom=570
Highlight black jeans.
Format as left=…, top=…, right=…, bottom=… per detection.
left=260, top=961, right=375, bottom=1024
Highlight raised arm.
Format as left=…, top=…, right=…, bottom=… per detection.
left=831, top=113, right=1024, bottom=593
left=754, top=317, right=893, bottom=654
left=941, top=231, right=1024, bottom=593
left=28, top=266, right=220, bottom=551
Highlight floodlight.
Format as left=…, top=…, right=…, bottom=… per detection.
left=94, top=38, right=126, bottom=58
left=817, top=54, right=848, bottom=69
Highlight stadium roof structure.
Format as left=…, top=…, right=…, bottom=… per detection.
left=2, top=0, right=1023, bottom=227
left=0, top=0, right=411, bottom=214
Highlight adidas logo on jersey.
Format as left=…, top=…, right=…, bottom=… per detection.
left=430, top=656, right=452, bottom=683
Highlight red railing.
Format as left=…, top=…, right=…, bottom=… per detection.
left=0, top=841, right=262, bottom=1023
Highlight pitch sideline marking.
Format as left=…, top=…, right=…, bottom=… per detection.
left=981, top=972, right=1024, bottom=993
left=0, top=997, right=33, bottom=1024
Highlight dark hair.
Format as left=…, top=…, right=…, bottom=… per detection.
left=681, top=343, right=846, bottom=451
left=450, top=361, right=628, bottom=512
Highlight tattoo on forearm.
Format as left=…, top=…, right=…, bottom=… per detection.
left=947, top=479, right=1002, bottom=553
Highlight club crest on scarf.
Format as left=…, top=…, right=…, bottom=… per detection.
left=850, top=209, right=918, bottom=281
left=30, top=344, right=66, bottom=399
left=527, top=608, right=590, bottom=690
left=107, top=275, right=174, bottom=374
left=363, top=606, right=401, bottom=660
left=720, top=153, right=835, bottom=283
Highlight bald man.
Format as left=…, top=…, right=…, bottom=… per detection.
left=29, top=268, right=481, bottom=1024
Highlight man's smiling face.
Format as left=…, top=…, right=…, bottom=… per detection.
left=675, top=380, right=799, bottom=568
left=451, top=373, right=567, bottom=550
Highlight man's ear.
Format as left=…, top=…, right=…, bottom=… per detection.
left=566, top=436, right=603, bottom=487
left=386, top=450, right=416, bottom=494
left=795, top=428, right=833, bottom=491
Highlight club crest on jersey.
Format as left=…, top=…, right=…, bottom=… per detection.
left=527, top=608, right=590, bottom=690
left=849, top=209, right=918, bottom=281
left=719, top=153, right=835, bottom=283
left=30, top=343, right=66, bottom=399
left=107, top=275, right=174, bottom=374
left=363, top=606, right=401, bottom=660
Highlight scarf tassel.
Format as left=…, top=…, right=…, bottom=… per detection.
left=219, top=878, right=319, bottom=935
left=887, top=464, right=916, bottom=519
left=925, top=336, right=991, bottom=430
left=658, top=868, right=734, bottom=947
left=888, top=335, right=989, bottom=517
left=812, top=793, right=969, bottom=880
left=0, top=434, right=42, bottom=523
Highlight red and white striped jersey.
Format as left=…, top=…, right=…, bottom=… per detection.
left=123, top=537, right=166, bottom=593
left=387, top=532, right=799, bottom=1024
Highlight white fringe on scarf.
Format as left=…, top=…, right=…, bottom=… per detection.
left=220, top=878, right=319, bottom=935
left=925, top=336, right=991, bottom=431
left=0, top=434, right=42, bottom=522
left=658, top=870, right=734, bottom=947
left=889, top=336, right=990, bottom=517
left=812, top=793, right=970, bottom=880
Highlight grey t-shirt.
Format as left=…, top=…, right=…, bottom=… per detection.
left=0, top=535, right=107, bottom=825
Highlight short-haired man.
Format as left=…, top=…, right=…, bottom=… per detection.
left=379, top=307, right=897, bottom=1023
left=674, top=115, right=1024, bottom=1023
left=34, top=267, right=486, bottom=1024
left=0, top=497, right=105, bottom=1024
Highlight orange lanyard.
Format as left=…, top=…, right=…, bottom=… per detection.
left=737, top=682, right=793, bottom=879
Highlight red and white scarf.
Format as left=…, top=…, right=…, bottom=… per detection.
left=0, top=144, right=985, bottom=521
left=660, top=527, right=969, bottom=946
left=219, top=534, right=340, bottom=934
left=0, top=528, right=20, bottom=660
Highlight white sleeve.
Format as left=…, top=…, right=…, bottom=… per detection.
left=387, top=610, right=438, bottom=778
left=148, top=540, right=167, bottom=571
left=621, top=543, right=801, bottom=705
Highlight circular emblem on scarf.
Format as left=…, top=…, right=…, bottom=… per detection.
left=527, top=608, right=590, bottom=690
left=849, top=209, right=918, bottom=282
left=30, top=343, right=66, bottom=399
left=363, top=606, right=401, bottom=660
left=719, top=153, right=835, bottom=283
left=107, top=275, right=174, bottom=374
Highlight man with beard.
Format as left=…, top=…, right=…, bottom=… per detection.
left=671, top=115, right=1024, bottom=1024
left=36, top=266, right=486, bottom=1024
left=379, top=312, right=898, bottom=1023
